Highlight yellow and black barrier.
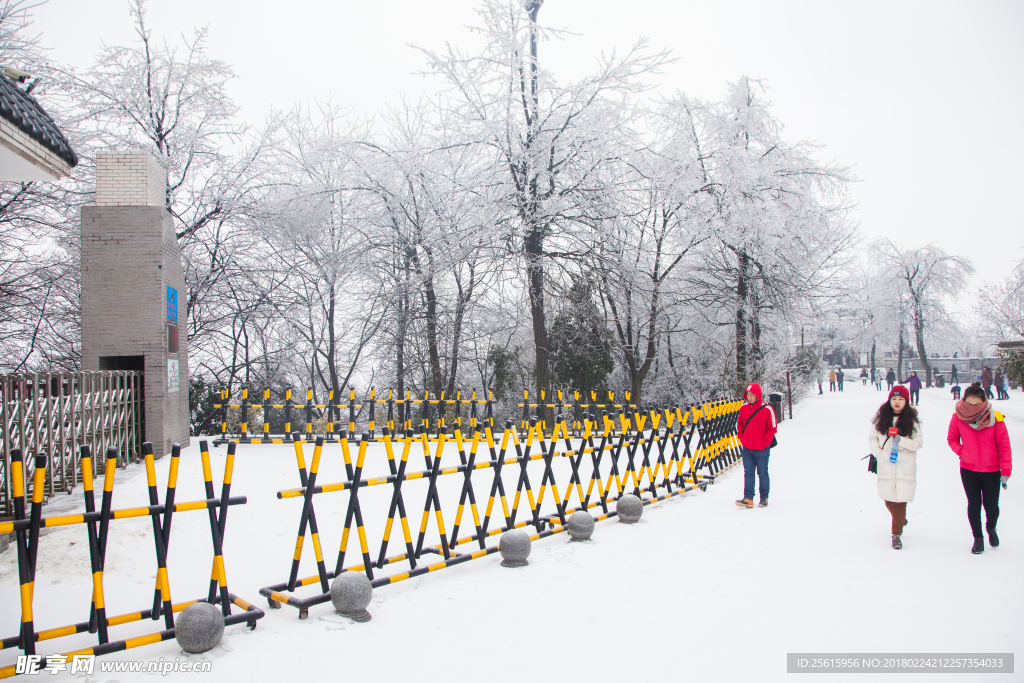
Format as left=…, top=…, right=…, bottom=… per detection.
left=212, top=387, right=497, bottom=445
left=258, top=399, right=744, bottom=619
left=0, top=442, right=264, bottom=679
left=210, top=386, right=656, bottom=446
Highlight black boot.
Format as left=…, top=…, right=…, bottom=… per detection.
left=988, top=528, right=999, bottom=548
left=971, top=536, right=984, bottom=554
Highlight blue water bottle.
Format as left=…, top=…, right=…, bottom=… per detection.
left=890, top=435, right=900, bottom=464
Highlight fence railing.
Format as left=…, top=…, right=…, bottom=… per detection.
left=210, top=387, right=660, bottom=444
left=258, top=398, right=743, bottom=618
left=1, top=371, right=141, bottom=515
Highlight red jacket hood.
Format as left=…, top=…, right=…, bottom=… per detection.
left=745, top=383, right=764, bottom=403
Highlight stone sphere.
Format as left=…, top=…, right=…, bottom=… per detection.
left=331, top=571, right=373, bottom=622
left=175, top=602, right=224, bottom=654
left=499, top=529, right=532, bottom=567
left=566, top=511, right=595, bottom=541
left=616, top=494, right=643, bottom=524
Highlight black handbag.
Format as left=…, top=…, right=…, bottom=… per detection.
left=742, top=404, right=779, bottom=448
left=863, top=436, right=889, bottom=474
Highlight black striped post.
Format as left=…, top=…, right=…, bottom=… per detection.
left=413, top=428, right=451, bottom=560
left=305, top=388, right=313, bottom=439
left=447, top=428, right=486, bottom=550
left=348, top=389, right=356, bottom=437
left=240, top=388, right=249, bottom=438
left=141, top=444, right=174, bottom=628
left=220, top=387, right=229, bottom=438
left=387, top=389, right=395, bottom=433
left=288, top=437, right=325, bottom=593
left=369, top=387, right=376, bottom=438
left=151, top=444, right=181, bottom=619
left=263, top=389, right=271, bottom=439
left=335, top=435, right=375, bottom=578
left=376, top=428, right=417, bottom=570
left=204, top=441, right=235, bottom=616
left=480, top=421, right=514, bottom=536
left=10, top=450, right=34, bottom=654
left=485, top=391, right=494, bottom=431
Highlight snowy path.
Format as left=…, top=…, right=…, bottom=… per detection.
left=1, top=381, right=1020, bottom=681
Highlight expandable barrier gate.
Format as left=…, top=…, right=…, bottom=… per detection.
left=0, top=442, right=264, bottom=678
left=210, top=387, right=649, bottom=444
left=259, top=399, right=744, bottom=618
left=1, top=371, right=141, bottom=515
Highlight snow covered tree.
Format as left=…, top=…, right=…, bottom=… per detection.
left=591, top=109, right=711, bottom=405
left=874, top=240, right=973, bottom=386
left=977, top=257, right=1024, bottom=342
left=255, top=104, right=381, bottom=405
left=0, top=0, right=86, bottom=371
left=675, top=80, right=856, bottom=392
left=418, top=0, right=669, bottom=416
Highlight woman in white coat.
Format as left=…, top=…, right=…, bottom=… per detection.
left=868, top=385, right=924, bottom=549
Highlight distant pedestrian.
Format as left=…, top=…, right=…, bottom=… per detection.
left=994, top=371, right=1007, bottom=400
left=982, top=367, right=994, bottom=400
left=868, top=385, right=923, bottom=550
left=735, top=383, right=778, bottom=509
left=947, top=382, right=1012, bottom=554
left=860, top=367, right=868, bottom=385
left=951, top=364, right=958, bottom=384
left=902, top=371, right=922, bottom=406
left=885, top=368, right=896, bottom=391
left=951, top=384, right=961, bottom=400
left=837, top=368, right=845, bottom=392
left=829, top=368, right=837, bottom=392
left=1003, top=375, right=1011, bottom=400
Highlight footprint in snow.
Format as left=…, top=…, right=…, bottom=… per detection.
left=318, top=613, right=349, bottom=631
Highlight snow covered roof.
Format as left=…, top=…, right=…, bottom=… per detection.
left=0, top=73, right=78, bottom=176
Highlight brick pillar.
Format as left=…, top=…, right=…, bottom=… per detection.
left=81, top=151, right=190, bottom=457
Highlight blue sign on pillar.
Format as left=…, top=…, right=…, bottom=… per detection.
left=167, top=286, right=178, bottom=321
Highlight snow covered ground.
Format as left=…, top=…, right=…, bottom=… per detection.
left=2, top=379, right=1020, bottom=682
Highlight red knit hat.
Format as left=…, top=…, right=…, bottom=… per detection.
left=888, top=385, right=910, bottom=401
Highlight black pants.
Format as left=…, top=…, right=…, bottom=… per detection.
left=909, top=389, right=919, bottom=405
left=960, top=468, right=1000, bottom=537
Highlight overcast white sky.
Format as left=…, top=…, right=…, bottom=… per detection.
left=31, top=0, right=1024, bottom=283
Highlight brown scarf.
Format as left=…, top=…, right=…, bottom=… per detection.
left=955, top=400, right=995, bottom=430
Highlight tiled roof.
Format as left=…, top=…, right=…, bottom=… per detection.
left=0, top=75, right=77, bottom=168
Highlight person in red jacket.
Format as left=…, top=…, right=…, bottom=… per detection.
left=735, top=383, right=778, bottom=508
left=947, top=382, right=1012, bottom=554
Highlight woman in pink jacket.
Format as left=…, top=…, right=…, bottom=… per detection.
left=947, top=382, right=1012, bottom=554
